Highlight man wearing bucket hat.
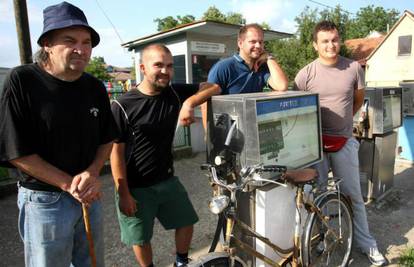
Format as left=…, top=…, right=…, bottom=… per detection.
left=0, top=1, right=117, bottom=266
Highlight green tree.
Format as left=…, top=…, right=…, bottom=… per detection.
left=178, top=15, right=196, bottom=25
left=154, top=15, right=196, bottom=31
left=260, top=22, right=271, bottom=30
left=85, top=56, right=110, bottom=81
left=154, top=16, right=179, bottom=31
left=347, top=5, right=399, bottom=39
left=225, top=12, right=246, bottom=25
left=202, top=6, right=226, bottom=22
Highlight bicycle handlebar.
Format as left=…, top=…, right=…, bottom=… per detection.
left=201, top=163, right=288, bottom=193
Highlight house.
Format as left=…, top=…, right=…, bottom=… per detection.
left=363, top=10, right=414, bottom=161
left=344, top=33, right=384, bottom=68
left=105, top=65, right=133, bottom=83
left=122, top=20, right=292, bottom=154
left=365, top=10, right=414, bottom=87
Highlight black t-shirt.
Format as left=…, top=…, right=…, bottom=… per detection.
left=111, top=84, right=198, bottom=188
left=0, top=64, right=118, bottom=191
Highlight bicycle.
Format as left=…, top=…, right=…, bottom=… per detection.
left=189, top=159, right=353, bottom=267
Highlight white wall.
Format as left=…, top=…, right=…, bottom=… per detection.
left=132, top=39, right=188, bottom=84
left=366, top=14, right=414, bottom=87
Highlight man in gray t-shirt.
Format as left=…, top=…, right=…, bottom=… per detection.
left=294, top=21, right=387, bottom=266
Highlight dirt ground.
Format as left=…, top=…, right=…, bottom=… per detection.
left=0, top=154, right=413, bottom=266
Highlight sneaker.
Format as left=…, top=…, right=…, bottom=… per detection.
left=365, top=247, right=388, bottom=266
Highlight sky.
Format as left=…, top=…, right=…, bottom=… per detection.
left=0, top=0, right=412, bottom=68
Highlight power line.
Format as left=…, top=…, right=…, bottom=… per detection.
left=94, top=0, right=124, bottom=44
left=308, top=0, right=354, bottom=15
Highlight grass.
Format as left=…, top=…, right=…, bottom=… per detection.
left=399, top=247, right=414, bottom=267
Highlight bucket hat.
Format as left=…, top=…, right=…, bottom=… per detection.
left=37, top=1, right=100, bottom=47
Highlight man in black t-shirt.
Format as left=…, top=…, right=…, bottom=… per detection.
left=110, top=44, right=220, bottom=267
left=0, top=2, right=117, bottom=266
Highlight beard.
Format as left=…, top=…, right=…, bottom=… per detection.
left=151, top=74, right=171, bottom=92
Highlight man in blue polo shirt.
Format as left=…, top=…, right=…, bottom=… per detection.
left=207, top=23, right=288, bottom=94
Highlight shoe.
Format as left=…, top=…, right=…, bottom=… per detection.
left=365, top=247, right=388, bottom=266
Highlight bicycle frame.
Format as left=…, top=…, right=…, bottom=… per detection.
left=215, top=175, right=349, bottom=267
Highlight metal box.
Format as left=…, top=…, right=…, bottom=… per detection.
left=359, top=132, right=397, bottom=200
left=353, top=87, right=402, bottom=138
left=400, top=82, right=414, bottom=116
left=207, top=91, right=322, bottom=266
left=208, top=91, right=322, bottom=170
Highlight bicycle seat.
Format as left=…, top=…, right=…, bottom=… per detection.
left=284, top=168, right=318, bottom=185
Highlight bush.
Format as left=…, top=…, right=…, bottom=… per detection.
left=400, top=247, right=414, bottom=267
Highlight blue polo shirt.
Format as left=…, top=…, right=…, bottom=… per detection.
left=207, top=54, right=270, bottom=95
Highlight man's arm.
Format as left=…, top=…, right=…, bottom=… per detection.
left=110, top=142, right=136, bottom=216
left=72, top=141, right=114, bottom=202
left=353, top=88, right=365, bottom=115
left=254, top=53, right=288, bottom=91
left=266, top=57, right=288, bottom=91
left=10, top=154, right=73, bottom=192
left=10, top=155, right=91, bottom=203
left=178, top=83, right=221, bottom=126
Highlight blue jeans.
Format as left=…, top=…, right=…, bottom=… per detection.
left=314, top=137, right=377, bottom=252
left=17, top=185, right=104, bottom=267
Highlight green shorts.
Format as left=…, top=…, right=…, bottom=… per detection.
left=115, top=176, right=199, bottom=246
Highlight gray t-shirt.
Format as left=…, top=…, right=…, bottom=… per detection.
left=294, top=56, right=364, bottom=137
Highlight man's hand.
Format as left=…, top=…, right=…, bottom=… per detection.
left=119, top=192, right=137, bottom=217
left=254, top=52, right=270, bottom=72
left=178, top=101, right=195, bottom=126
left=70, top=171, right=102, bottom=204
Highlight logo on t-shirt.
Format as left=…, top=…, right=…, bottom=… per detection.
left=89, top=107, right=99, bottom=117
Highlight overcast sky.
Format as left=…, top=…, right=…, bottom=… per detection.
left=0, top=0, right=411, bottom=68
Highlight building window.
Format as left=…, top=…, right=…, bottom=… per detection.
left=191, top=55, right=220, bottom=83
left=173, top=55, right=186, bottom=83
left=398, top=35, right=412, bottom=56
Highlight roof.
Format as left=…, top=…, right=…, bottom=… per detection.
left=109, top=72, right=132, bottom=82
left=344, top=36, right=384, bottom=66
left=122, top=19, right=293, bottom=50
left=366, top=10, right=414, bottom=61
left=105, top=64, right=131, bottom=73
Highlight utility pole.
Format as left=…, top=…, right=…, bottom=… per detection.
left=13, top=0, right=32, bottom=64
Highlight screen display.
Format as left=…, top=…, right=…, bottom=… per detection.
left=256, top=95, right=320, bottom=169
left=383, top=94, right=402, bottom=131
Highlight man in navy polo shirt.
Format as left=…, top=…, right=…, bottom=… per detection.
left=207, top=23, right=288, bottom=94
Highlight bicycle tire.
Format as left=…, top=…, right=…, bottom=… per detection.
left=188, top=252, right=245, bottom=267
left=301, top=193, right=353, bottom=267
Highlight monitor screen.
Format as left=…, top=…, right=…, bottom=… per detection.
left=383, top=94, right=402, bottom=131
left=256, top=95, right=321, bottom=169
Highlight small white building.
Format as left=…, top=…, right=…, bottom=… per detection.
left=122, top=20, right=292, bottom=153
left=364, top=10, right=414, bottom=161
left=365, top=10, right=414, bottom=87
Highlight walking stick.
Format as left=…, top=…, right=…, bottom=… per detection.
left=82, top=203, right=97, bottom=267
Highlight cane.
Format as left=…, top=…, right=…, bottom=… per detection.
left=82, top=203, right=97, bottom=267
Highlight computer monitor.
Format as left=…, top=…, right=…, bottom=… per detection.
left=208, top=91, right=322, bottom=169
left=256, top=94, right=321, bottom=168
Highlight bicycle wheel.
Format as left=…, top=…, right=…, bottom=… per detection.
left=188, top=252, right=245, bottom=267
left=301, top=193, right=353, bottom=267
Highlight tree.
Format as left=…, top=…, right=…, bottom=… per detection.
left=225, top=12, right=246, bottom=25
left=202, top=6, right=226, bottom=22
left=154, top=14, right=196, bottom=31
left=154, top=16, right=179, bottom=31
left=85, top=56, right=110, bottom=81
left=347, top=5, right=399, bottom=39
left=178, top=15, right=196, bottom=25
